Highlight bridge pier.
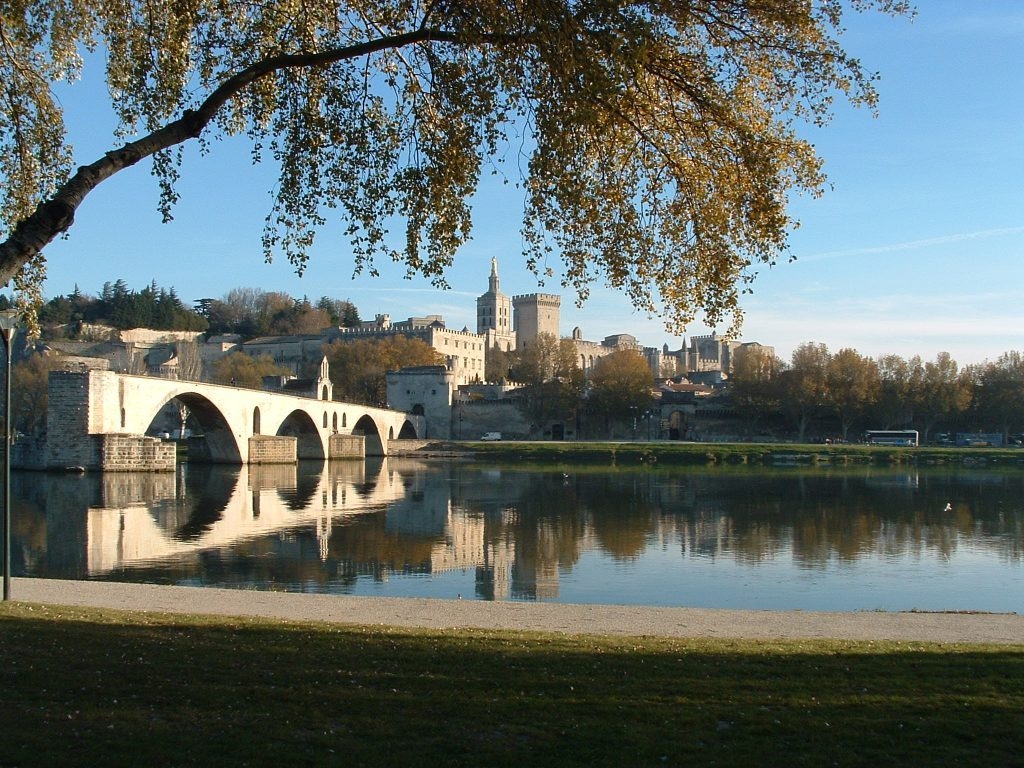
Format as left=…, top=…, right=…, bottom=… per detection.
left=248, top=435, right=297, bottom=464
left=44, top=434, right=176, bottom=472
left=329, top=434, right=365, bottom=460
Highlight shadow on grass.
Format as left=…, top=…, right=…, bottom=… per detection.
left=1, top=604, right=1021, bottom=767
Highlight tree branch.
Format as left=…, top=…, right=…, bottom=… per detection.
left=0, top=26, right=459, bottom=288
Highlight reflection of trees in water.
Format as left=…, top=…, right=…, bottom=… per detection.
left=668, top=468, right=1024, bottom=567
left=577, top=474, right=660, bottom=560
left=469, top=466, right=1024, bottom=571
left=13, top=462, right=1024, bottom=587
left=330, top=508, right=436, bottom=573
left=12, top=471, right=100, bottom=576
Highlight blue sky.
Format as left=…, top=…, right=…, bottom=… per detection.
left=39, top=1, right=1023, bottom=366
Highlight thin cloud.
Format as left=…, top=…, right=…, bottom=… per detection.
left=930, top=13, right=1024, bottom=37
left=798, top=226, right=1024, bottom=263
left=354, top=286, right=479, bottom=298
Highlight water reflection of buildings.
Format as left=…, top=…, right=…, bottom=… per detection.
left=52, top=460, right=523, bottom=597
left=86, top=461, right=408, bottom=573
left=384, top=478, right=518, bottom=598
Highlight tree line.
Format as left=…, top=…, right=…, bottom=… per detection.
left=34, top=280, right=207, bottom=333
left=195, top=289, right=360, bottom=337
left=729, top=344, right=1024, bottom=443
left=24, top=283, right=360, bottom=339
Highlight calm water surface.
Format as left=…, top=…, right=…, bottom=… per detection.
left=12, top=459, right=1024, bottom=612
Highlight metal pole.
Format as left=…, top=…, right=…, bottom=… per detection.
left=1, top=320, right=12, bottom=601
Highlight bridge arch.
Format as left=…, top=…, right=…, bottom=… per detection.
left=276, top=409, right=326, bottom=460
left=352, top=414, right=385, bottom=456
left=154, top=392, right=243, bottom=463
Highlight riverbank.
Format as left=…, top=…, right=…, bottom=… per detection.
left=394, top=439, right=1024, bottom=467
left=11, top=578, right=1024, bottom=644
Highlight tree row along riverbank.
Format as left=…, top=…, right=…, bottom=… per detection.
left=398, top=440, right=1024, bottom=467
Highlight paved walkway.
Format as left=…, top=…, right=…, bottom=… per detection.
left=10, top=578, right=1024, bottom=644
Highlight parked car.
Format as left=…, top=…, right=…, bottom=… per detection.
left=479, top=432, right=502, bottom=441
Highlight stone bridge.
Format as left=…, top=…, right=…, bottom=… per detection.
left=44, top=369, right=424, bottom=471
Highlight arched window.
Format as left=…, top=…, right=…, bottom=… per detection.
left=342, top=413, right=347, bottom=428
left=323, top=411, right=329, bottom=428
left=332, top=413, right=339, bottom=432
left=253, top=407, right=261, bottom=435
left=120, top=408, right=126, bottom=428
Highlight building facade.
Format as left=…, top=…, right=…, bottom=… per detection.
left=385, top=365, right=456, bottom=439
left=327, top=319, right=487, bottom=386
left=683, top=333, right=775, bottom=376
left=476, top=258, right=516, bottom=352
left=512, top=292, right=561, bottom=348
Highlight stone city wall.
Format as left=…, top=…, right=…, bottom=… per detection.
left=452, top=400, right=531, bottom=440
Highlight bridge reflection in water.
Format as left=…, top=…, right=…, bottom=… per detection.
left=18, top=459, right=519, bottom=598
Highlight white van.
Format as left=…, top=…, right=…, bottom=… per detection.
left=479, top=432, right=502, bottom=441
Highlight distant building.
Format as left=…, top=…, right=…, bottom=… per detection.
left=476, top=258, right=516, bottom=352
left=683, top=333, right=775, bottom=376
left=49, top=260, right=773, bottom=402
left=386, top=365, right=456, bottom=438
left=238, top=334, right=328, bottom=375
left=570, top=328, right=641, bottom=375
left=475, top=258, right=565, bottom=352
left=328, top=318, right=486, bottom=386
left=261, top=356, right=334, bottom=400
left=512, top=292, right=561, bottom=349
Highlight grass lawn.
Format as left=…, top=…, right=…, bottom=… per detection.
left=1, top=603, right=1021, bottom=767
left=453, top=440, right=1024, bottom=468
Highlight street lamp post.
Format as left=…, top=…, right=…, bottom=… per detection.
left=0, top=309, right=17, bottom=601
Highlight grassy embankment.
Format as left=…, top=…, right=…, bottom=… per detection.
left=434, top=440, right=1024, bottom=467
left=1, top=602, right=1021, bottom=767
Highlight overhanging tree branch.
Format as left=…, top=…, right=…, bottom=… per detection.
left=0, top=26, right=460, bottom=288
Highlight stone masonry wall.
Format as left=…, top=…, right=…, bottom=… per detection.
left=329, top=434, right=365, bottom=460
left=97, top=435, right=176, bottom=472
left=46, top=371, right=96, bottom=469
left=248, top=435, right=297, bottom=464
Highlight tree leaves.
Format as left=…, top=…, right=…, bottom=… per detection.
left=0, top=1, right=911, bottom=333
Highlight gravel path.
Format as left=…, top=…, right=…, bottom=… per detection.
left=11, top=577, right=1024, bottom=644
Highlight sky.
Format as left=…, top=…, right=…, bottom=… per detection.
left=37, top=1, right=1024, bottom=367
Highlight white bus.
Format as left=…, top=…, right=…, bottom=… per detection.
left=865, top=430, right=919, bottom=447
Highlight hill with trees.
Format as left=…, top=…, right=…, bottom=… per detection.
left=21, top=283, right=360, bottom=341
left=37, top=280, right=207, bottom=333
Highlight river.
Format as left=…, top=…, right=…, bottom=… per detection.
left=11, top=459, right=1024, bottom=612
